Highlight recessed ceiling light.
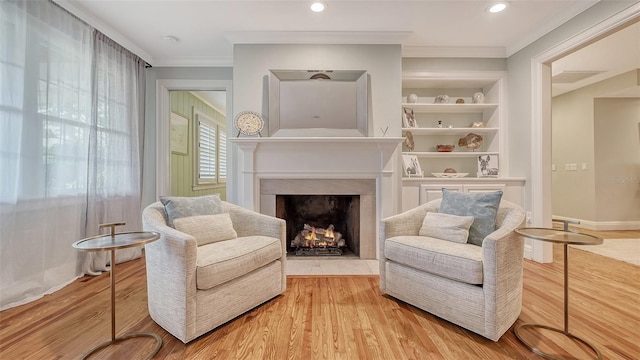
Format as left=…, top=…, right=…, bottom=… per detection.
left=488, top=3, right=507, bottom=13
left=164, top=35, right=179, bottom=42
left=310, top=2, right=327, bottom=13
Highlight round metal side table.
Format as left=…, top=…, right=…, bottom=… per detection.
left=515, top=227, right=603, bottom=360
left=73, top=222, right=161, bottom=360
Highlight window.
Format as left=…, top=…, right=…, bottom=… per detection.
left=195, top=110, right=226, bottom=185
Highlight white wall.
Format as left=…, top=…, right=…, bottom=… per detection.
left=552, top=70, right=639, bottom=223
left=230, top=44, right=402, bottom=202
left=594, top=96, right=640, bottom=223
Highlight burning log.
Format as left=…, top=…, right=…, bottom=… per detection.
left=291, top=223, right=345, bottom=250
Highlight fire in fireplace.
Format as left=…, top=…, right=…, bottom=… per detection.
left=276, top=194, right=360, bottom=257
left=291, top=224, right=346, bottom=255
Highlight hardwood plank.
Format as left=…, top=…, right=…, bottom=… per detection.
left=1, top=231, right=638, bottom=359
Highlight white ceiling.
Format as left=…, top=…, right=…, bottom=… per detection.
left=55, top=0, right=639, bottom=102
left=59, top=0, right=601, bottom=66
left=551, top=21, right=640, bottom=96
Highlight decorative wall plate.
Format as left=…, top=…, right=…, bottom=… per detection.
left=234, top=111, right=264, bottom=136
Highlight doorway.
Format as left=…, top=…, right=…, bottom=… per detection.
left=155, top=80, right=233, bottom=200
left=168, top=90, right=228, bottom=198
left=530, top=5, right=640, bottom=262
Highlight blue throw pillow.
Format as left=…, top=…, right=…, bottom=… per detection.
left=438, top=189, right=503, bottom=246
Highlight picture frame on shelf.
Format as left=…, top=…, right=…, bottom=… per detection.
left=477, top=154, right=499, bottom=177
left=402, top=107, right=417, bottom=128
left=170, top=112, right=189, bottom=155
left=402, top=154, right=423, bottom=177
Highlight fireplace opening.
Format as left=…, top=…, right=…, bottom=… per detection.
left=276, top=195, right=360, bottom=257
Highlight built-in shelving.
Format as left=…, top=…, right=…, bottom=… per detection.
left=400, top=71, right=526, bottom=210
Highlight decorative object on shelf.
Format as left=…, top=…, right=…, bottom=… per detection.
left=436, top=144, right=455, bottom=152
left=458, top=133, right=483, bottom=151
left=434, top=95, right=450, bottom=103
left=472, top=92, right=485, bottom=104
left=170, top=112, right=189, bottom=155
left=456, top=98, right=465, bottom=104
left=477, top=155, right=499, bottom=177
left=402, top=107, right=417, bottom=128
left=402, top=154, right=423, bottom=177
left=407, top=93, right=418, bottom=103
left=432, top=172, right=469, bottom=178
left=444, top=168, right=457, bottom=173
left=380, top=126, right=389, bottom=137
left=436, top=120, right=443, bottom=128
left=234, top=110, right=264, bottom=137
left=471, top=121, right=485, bottom=128
left=448, top=124, right=454, bottom=129
left=403, top=131, right=414, bottom=151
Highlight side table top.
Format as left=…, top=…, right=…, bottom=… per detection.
left=73, top=231, right=160, bottom=252
left=515, top=227, right=602, bottom=246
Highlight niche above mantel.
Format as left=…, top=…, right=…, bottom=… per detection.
left=268, top=69, right=369, bottom=137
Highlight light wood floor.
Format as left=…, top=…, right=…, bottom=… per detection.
left=1, top=230, right=638, bottom=359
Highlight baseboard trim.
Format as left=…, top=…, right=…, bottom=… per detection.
left=523, top=244, right=533, bottom=260
left=552, top=215, right=640, bottom=231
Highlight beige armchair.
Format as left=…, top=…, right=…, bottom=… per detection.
left=379, top=199, right=525, bottom=341
left=142, top=200, right=286, bottom=343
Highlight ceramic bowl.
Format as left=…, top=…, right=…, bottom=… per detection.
left=436, top=144, right=455, bottom=152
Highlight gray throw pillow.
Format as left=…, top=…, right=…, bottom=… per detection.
left=419, top=212, right=475, bottom=244
left=160, top=194, right=224, bottom=227
left=438, top=189, right=503, bottom=246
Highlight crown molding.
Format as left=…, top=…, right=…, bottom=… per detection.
left=226, top=31, right=412, bottom=45
left=402, top=46, right=506, bottom=58
left=151, top=56, right=234, bottom=68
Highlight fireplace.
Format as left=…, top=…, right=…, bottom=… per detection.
left=260, top=178, right=376, bottom=259
left=277, top=195, right=360, bottom=256
left=230, top=137, right=404, bottom=260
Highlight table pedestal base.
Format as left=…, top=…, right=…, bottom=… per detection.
left=80, top=332, right=162, bottom=360
left=514, top=323, right=601, bottom=360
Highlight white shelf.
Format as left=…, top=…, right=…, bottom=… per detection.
left=401, top=103, right=498, bottom=113
left=402, top=151, right=498, bottom=158
left=401, top=127, right=498, bottom=136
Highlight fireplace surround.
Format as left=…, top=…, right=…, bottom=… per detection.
left=230, top=137, right=403, bottom=260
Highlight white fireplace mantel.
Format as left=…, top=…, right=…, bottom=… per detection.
left=230, top=137, right=403, bottom=258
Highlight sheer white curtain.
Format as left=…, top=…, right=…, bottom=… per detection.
left=81, top=32, right=147, bottom=275
left=0, top=1, right=146, bottom=310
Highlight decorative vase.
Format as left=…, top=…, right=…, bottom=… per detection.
left=472, top=92, right=484, bottom=104
left=435, top=95, right=449, bottom=104
left=407, top=94, right=418, bottom=103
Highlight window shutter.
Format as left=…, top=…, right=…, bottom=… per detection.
left=218, top=130, right=227, bottom=181
left=198, top=120, right=216, bottom=181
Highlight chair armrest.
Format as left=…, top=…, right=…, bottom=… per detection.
left=142, top=204, right=198, bottom=296
left=223, top=202, right=287, bottom=255
left=381, top=199, right=442, bottom=238
left=381, top=204, right=429, bottom=239
left=481, top=204, right=526, bottom=336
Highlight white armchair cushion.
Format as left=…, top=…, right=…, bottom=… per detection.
left=196, top=236, right=283, bottom=290
left=173, top=213, right=237, bottom=246
left=385, top=236, right=484, bottom=285
left=419, top=212, right=474, bottom=244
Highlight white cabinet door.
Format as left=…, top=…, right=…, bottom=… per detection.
left=419, top=184, right=464, bottom=204
left=464, top=183, right=506, bottom=194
